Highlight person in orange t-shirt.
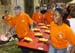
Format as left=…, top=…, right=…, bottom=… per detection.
left=2, top=10, right=12, bottom=25
left=32, top=6, right=43, bottom=24
left=44, top=6, right=54, bottom=24
left=9, top=6, right=33, bottom=39
left=8, top=5, right=33, bottom=53
left=48, top=8, right=75, bottom=53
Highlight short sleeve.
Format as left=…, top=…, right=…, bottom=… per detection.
left=66, top=25, right=75, bottom=46
left=25, top=14, right=33, bottom=25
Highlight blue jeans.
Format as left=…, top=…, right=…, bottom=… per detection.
left=20, top=47, right=29, bottom=53
left=48, top=45, right=67, bottom=53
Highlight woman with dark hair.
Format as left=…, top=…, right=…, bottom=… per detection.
left=55, top=8, right=70, bottom=26
left=48, top=8, right=75, bottom=53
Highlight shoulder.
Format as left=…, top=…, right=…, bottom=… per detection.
left=21, top=13, right=28, bottom=16
left=63, top=23, right=71, bottom=30
left=21, top=13, right=29, bottom=16
left=50, top=21, right=56, bottom=28
left=12, top=16, right=16, bottom=18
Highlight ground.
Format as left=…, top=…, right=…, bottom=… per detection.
left=0, top=41, right=21, bottom=53
left=0, top=17, right=21, bottom=53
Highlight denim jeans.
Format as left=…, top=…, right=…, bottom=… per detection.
left=20, top=47, right=29, bottom=53
left=48, top=45, right=67, bottom=53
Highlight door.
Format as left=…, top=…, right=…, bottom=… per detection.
left=24, top=0, right=34, bottom=17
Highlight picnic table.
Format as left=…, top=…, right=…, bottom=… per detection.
left=18, top=23, right=50, bottom=52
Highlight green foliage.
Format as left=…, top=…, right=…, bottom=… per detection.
left=0, top=41, right=21, bottom=53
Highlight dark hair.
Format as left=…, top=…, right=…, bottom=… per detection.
left=55, top=8, right=64, bottom=17
left=55, top=8, right=70, bottom=26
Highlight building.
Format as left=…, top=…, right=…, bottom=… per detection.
left=0, top=0, right=71, bottom=16
left=0, top=0, right=40, bottom=16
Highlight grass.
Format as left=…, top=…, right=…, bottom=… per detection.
left=0, top=40, right=45, bottom=53
left=0, top=41, right=21, bottom=53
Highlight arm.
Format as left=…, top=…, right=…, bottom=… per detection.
left=67, top=27, right=75, bottom=46
left=6, top=26, right=14, bottom=36
left=6, top=17, right=15, bottom=33
left=7, top=26, right=14, bottom=32
left=30, top=23, right=35, bottom=30
left=32, top=14, right=37, bottom=24
left=43, top=14, right=47, bottom=24
left=26, top=14, right=34, bottom=30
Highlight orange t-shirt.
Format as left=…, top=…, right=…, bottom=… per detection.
left=3, top=15, right=12, bottom=25
left=44, top=11, right=54, bottom=24
left=9, top=13, right=33, bottom=38
left=32, top=13, right=43, bottom=23
left=50, top=22, right=75, bottom=49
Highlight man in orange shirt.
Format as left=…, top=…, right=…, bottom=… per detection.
left=44, top=6, right=54, bottom=24
left=32, top=6, right=43, bottom=24
left=2, top=10, right=12, bottom=25
left=9, top=6, right=33, bottom=39
left=9, top=5, right=33, bottom=53
left=48, top=8, right=75, bottom=53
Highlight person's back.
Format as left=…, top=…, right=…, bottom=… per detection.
left=32, top=12, right=43, bottom=23
left=44, top=10, right=54, bottom=24
left=32, top=6, right=43, bottom=23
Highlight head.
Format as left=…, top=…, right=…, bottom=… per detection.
left=54, top=8, right=64, bottom=25
left=35, top=6, right=40, bottom=13
left=14, top=5, right=21, bottom=16
left=61, top=4, right=66, bottom=9
left=4, top=10, right=9, bottom=16
left=51, top=3, right=56, bottom=9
